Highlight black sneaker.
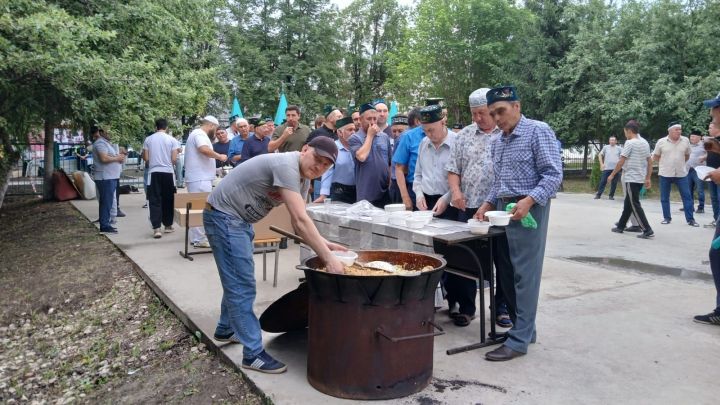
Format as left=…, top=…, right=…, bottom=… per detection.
left=625, top=226, right=642, bottom=232
left=242, top=350, right=287, bottom=374
left=611, top=227, right=624, bottom=234
left=704, top=221, right=716, bottom=229
left=100, top=227, right=118, bottom=234
left=693, top=312, right=720, bottom=325
left=637, top=231, right=654, bottom=239
left=213, top=331, right=241, bottom=343
left=608, top=196, right=614, bottom=200
left=696, top=208, right=705, bottom=214
left=688, top=220, right=700, bottom=227
left=594, top=195, right=601, bottom=200
left=116, top=210, right=126, bottom=218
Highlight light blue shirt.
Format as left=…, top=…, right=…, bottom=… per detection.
left=392, top=126, right=425, bottom=183
left=320, top=140, right=355, bottom=196
left=227, top=135, right=247, bottom=164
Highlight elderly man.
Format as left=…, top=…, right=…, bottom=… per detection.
left=268, top=105, right=312, bottom=152
left=228, top=118, right=250, bottom=166
left=349, top=103, right=391, bottom=207
left=686, top=130, right=707, bottom=214
left=93, top=126, right=126, bottom=234
left=653, top=122, right=697, bottom=226
left=595, top=136, right=623, bottom=200
left=240, top=117, right=272, bottom=164
left=413, top=105, right=456, bottom=218
left=226, top=116, right=241, bottom=141
left=695, top=92, right=720, bottom=326
left=315, top=116, right=357, bottom=204
left=446, top=88, right=510, bottom=328
left=143, top=118, right=179, bottom=238
left=475, top=86, right=562, bottom=361
left=185, top=115, right=226, bottom=248
left=205, top=137, right=346, bottom=373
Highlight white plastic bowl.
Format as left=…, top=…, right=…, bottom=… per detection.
left=485, top=211, right=512, bottom=226
left=412, top=211, right=434, bottom=224
left=333, top=250, right=358, bottom=266
left=405, top=218, right=426, bottom=229
left=388, top=211, right=410, bottom=226
left=370, top=212, right=389, bottom=223
left=384, top=203, right=406, bottom=213
left=467, top=219, right=491, bottom=234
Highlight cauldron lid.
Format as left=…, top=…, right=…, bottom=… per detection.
left=259, top=282, right=309, bottom=333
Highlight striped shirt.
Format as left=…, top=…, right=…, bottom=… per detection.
left=621, top=137, right=651, bottom=183
left=485, top=116, right=563, bottom=206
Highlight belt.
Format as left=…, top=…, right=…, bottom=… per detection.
left=499, top=195, right=527, bottom=204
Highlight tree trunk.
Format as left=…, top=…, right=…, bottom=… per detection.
left=581, top=142, right=589, bottom=176
left=43, top=120, right=54, bottom=201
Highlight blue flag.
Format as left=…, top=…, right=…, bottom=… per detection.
left=274, top=93, right=288, bottom=126
left=388, top=101, right=398, bottom=125
left=231, top=97, right=243, bottom=118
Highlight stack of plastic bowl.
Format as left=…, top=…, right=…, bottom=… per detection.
left=412, top=211, right=434, bottom=225
left=388, top=211, right=411, bottom=226
left=384, top=203, right=406, bottom=213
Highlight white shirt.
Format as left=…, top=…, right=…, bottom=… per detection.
left=184, top=128, right=215, bottom=182
left=142, top=131, right=177, bottom=174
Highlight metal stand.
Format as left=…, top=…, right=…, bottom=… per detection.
left=178, top=202, right=211, bottom=261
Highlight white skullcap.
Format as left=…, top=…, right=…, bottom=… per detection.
left=469, top=88, right=491, bottom=108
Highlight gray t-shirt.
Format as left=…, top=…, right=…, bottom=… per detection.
left=207, top=152, right=309, bottom=223
left=621, top=137, right=650, bottom=183
left=600, top=144, right=622, bottom=170
left=142, top=131, right=177, bottom=174
left=92, top=137, right=122, bottom=180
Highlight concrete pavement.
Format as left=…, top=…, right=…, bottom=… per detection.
left=72, top=191, right=720, bottom=404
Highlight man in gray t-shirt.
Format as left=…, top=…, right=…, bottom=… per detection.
left=595, top=136, right=623, bottom=200
left=203, top=137, right=346, bottom=374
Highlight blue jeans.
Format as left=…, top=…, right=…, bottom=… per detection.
left=688, top=168, right=705, bottom=210
left=95, top=179, right=117, bottom=229
left=711, top=182, right=720, bottom=221
left=709, top=221, right=720, bottom=313
left=203, top=208, right=263, bottom=358
left=659, top=175, right=694, bottom=222
left=596, top=169, right=620, bottom=198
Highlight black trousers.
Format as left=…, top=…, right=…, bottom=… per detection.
left=329, top=182, right=357, bottom=204
left=423, top=193, right=458, bottom=220
left=148, top=172, right=176, bottom=229
left=618, top=182, right=652, bottom=233
left=444, top=207, right=511, bottom=317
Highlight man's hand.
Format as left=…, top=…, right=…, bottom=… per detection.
left=217, top=154, right=227, bottom=163
left=367, top=124, right=379, bottom=138
left=232, top=155, right=242, bottom=162
left=607, top=173, right=615, bottom=182
left=313, top=195, right=326, bottom=203
left=509, top=196, right=535, bottom=221
left=474, top=202, right=494, bottom=220
left=432, top=198, right=448, bottom=216
left=326, top=241, right=347, bottom=252
left=706, top=168, right=720, bottom=184
left=451, top=190, right=466, bottom=211
left=325, top=256, right=346, bottom=274
left=402, top=195, right=413, bottom=211
left=283, top=126, right=294, bottom=139
left=644, top=177, right=652, bottom=189
left=416, top=196, right=427, bottom=211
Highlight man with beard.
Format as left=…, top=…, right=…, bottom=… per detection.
left=184, top=115, right=225, bottom=248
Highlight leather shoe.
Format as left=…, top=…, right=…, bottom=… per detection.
left=485, top=345, right=525, bottom=362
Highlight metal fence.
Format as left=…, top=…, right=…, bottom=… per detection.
left=5, top=142, right=145, bottom=197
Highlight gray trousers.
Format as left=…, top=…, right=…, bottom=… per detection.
left=497, top=199, right=551, bottom=353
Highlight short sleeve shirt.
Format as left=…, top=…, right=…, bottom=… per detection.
left=92, top=137, right=122, bottom=180
left=600, top=145, right=622, bottom=170
left=392, top=126, right=425, bottom=182
left=349, top=129, right=391, bottom=202
left=271, top=123, right=312, bottom=152
left=207, top=152, right=309, bottom=223
left=142, top=132, right=177, bottom=174
left=445, top=123, right=500, bottom=208
left=653, top=136, right=690, bottom=177
left=621, top=137, right=651, bottom=183
left=184, top=128, right=215, bottom=182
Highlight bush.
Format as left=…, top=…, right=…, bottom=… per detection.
left=589, top=153, right=601, bottom=189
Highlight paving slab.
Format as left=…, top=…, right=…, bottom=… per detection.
left=72, top=192, right=720, bottom=404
